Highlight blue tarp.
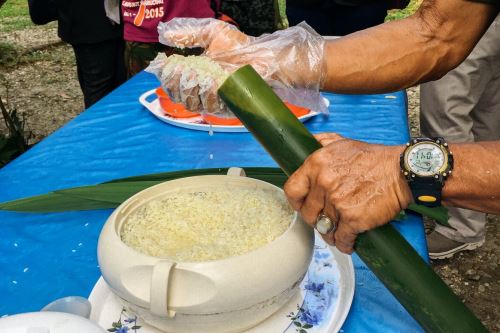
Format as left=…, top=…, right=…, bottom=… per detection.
left=0, top=71, right=426, bottom=332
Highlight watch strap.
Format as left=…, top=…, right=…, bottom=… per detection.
left=409, top=180, right=443, bottom=207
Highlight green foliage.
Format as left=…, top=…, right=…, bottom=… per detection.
left=0, top=0, right=28, bottom=18
left=0, top=108, right=31, bottom=167
left=0, top=16, right=33, bottom=32
left=0, top=78, right=33, bottom=168
left=0, top=42, right=19, bottom=67
left=0, top=0, right=34, bottom=32
left=385, top=0, right=423, bottom=22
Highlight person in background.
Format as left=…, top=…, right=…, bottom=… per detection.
left=28, top=0, right=126, bottom=109
left=219, top=0, right=288, bottom=36
left=286, top=0, right=389, bottom=36
left=420, top=14, right=500, bottom=259
left=219, top=0, right=399, bottom=37
left=121, top=0, right=222, bottom=78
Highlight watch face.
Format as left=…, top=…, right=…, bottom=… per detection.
left=405, top=142, right=446, bottom=176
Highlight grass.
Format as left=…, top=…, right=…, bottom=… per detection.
left=0, top=0, right=36, bottom=165
left=0, top=75, right=32, bottom=168
left=0, top=42, right=18, bottom=67
left=0, top=0, right=35, bottom=32
left=0, top=0, right=62, bottom=67
left=0, top=0, right=28, bottom=18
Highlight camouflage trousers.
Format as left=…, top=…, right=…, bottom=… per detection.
left=124, top=41, right=202, bottom=78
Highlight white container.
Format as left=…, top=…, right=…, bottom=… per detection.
left=97, top=172, right=314, bottom=333
left=0, top=312, right=105, bottom=333
left=41, top=296, right=92, bottom=318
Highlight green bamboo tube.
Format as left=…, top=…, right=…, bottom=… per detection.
left=218, top=65, right=487, bottom=333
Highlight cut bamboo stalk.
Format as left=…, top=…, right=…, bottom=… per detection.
left=218, top=65, right=487, bottom=333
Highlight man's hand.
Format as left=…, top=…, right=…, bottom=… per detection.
left=284, top=133, right=412, bottom=254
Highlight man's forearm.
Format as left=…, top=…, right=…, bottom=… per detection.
left=321, top=0, right=496, bottom=94
left=441, top=142, right=500, bottom=214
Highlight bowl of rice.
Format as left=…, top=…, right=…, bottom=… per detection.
left=97, top=169, right=314, bottom=333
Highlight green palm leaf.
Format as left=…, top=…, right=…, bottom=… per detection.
left=0, top=168, right=446, bottom=224
left=0, top=192, right=116, bottom=212
left=0, top=168, right=289, bottom=212
left=55, top=181, right=162, bottom=204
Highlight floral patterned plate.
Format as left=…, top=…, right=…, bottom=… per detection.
left=88, top=232, right=354, bottom=333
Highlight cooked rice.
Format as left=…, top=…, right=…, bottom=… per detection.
left=120, top=187, right=293, bottom=261
left=160, top=54, right=229, bottom=88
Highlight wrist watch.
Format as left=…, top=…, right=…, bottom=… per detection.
left=400, top=137, right=453, bottom=207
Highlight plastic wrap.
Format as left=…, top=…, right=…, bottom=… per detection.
left=149, top=18, right=327, bottom=116
left=147, top=54, right=231, bottom=116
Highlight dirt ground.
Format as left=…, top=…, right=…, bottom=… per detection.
left=1, top=23, right=498, bottom=332
left=0, top=23, right=83, bottom=141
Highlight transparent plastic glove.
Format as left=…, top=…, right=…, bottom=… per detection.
left=153, top=18, right=327, bottom=115
left=158, top=17, right=252, bottom=54
left=147, top=53, right=231, bottom=115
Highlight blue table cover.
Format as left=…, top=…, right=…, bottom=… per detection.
left=0, top=71, right=427, bottom=332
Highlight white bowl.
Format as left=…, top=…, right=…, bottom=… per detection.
left=97, top=172, right=314, bottom=333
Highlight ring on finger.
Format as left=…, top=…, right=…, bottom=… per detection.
left=315, top=213, right=338, bottom=235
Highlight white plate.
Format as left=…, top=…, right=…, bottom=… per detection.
left=138, top=89, right=324, bottom=133
left=89, top=233, right=354, bottom=333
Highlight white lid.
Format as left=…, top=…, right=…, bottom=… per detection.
left=0, top=312, right=105, bottom=333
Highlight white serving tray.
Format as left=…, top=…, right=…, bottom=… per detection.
left=139, top=89, right=324, bottom=133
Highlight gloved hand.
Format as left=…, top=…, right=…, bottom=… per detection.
left=148, top=18, right=327, bottom=115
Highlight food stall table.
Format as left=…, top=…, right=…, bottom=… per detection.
left=0, top=71, right=426, bottom=332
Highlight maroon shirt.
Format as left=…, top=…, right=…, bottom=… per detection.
left=122, top=0, right=217, bottom=43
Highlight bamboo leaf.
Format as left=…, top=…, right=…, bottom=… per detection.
left=104, top=168, right=230, bottom=183
left=59, top=169, right=287, bottom=205
left=407, top=203, right=452, bottom=229
left=0, top=192, right=116, bottom=212
left=56, top=181, right=163, bottom=204
left=0, top=168, right=288, bottom=213
left=0, top=165, right=450, bottom=231
left=106, top=167, right=288, bottom=187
